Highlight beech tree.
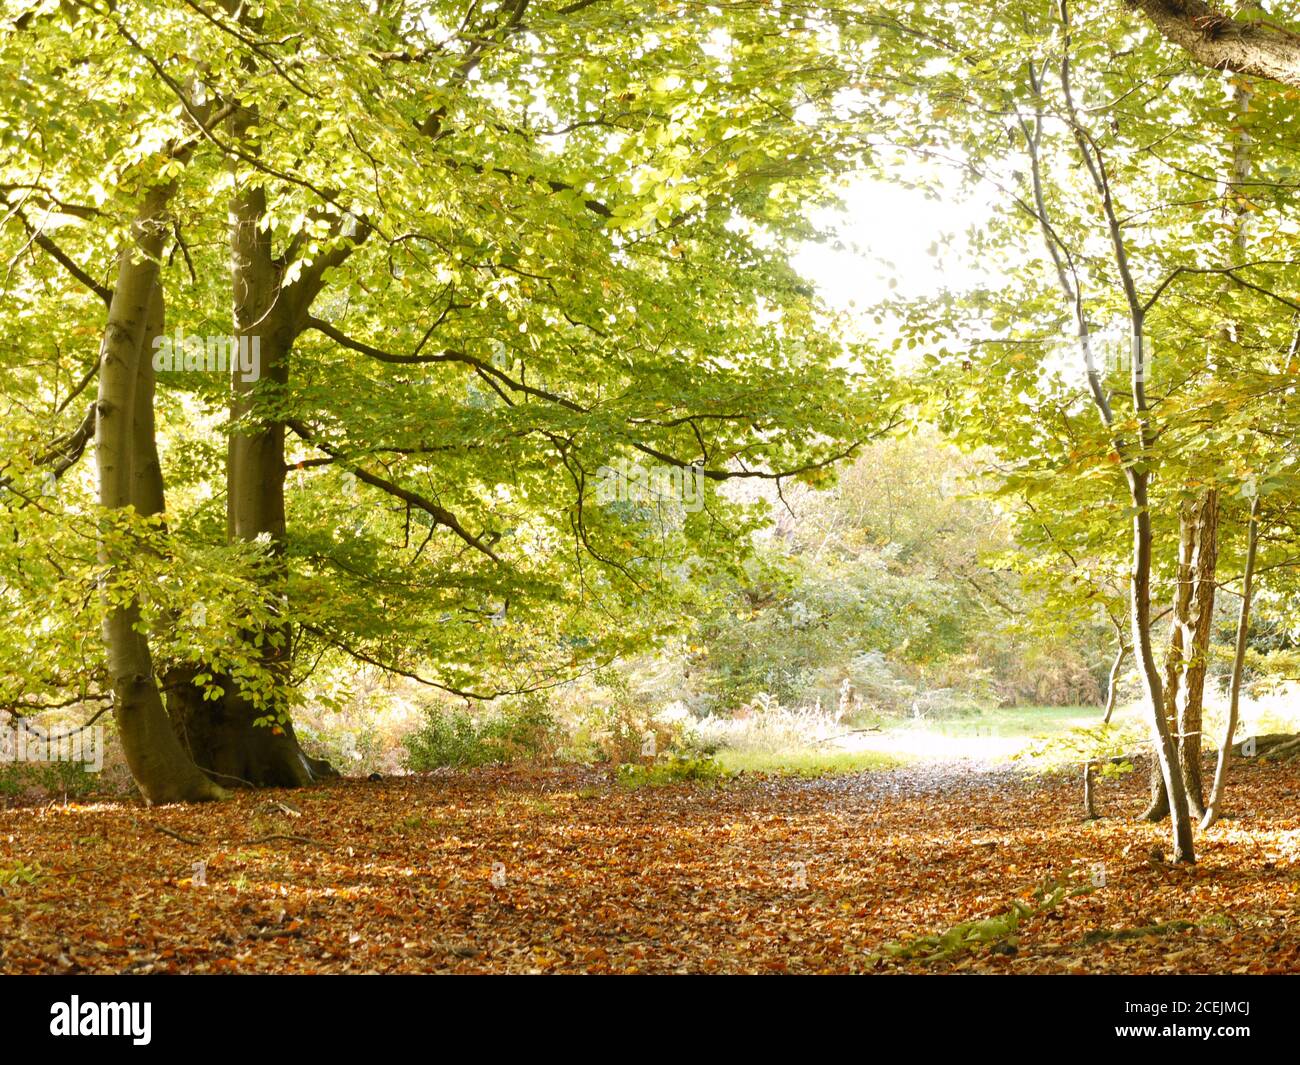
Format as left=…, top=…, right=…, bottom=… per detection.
left=1, top=1, right=894, bottom=799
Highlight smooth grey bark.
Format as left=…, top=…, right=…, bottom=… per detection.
left=97, top=188, right=227, bottom=804
left=132, top=283, right=167, bottom=518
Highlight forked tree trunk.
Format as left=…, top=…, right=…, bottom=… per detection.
left=1178, top=491, right=1218, bottom=815
left=1202, top=495, right=1259, bottom=830
left=1143, top=516, right=1191, bottom=823
left=1143, top=491, right=1218, bottom=821
left=170, top=154, right=343, bottom=787
left=1143, top=67, right=1249, bottom=823
left=97, top=190, right=227, bottom=804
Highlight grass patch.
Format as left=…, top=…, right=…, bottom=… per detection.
left=617, top=754, right=731, bottom=789
left=714, top=748, right=905, bottom=777
left=914, top=704, right=1127, bottom=739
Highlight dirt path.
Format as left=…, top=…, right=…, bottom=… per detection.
left=803, top=756, right=1027, bottom=801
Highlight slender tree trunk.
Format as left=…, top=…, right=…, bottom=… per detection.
left=1202, top=496, right=1260, bottom=830
left=1143, top=64, right=1248, bottom=823
left=1047, top=1, right=1194, bottom=857
left=97, top=190, right=226, bottom=804
left=1141, top=536, right=1188, bottom=823
left=1178, top=491, right=1218, bottom=816
left=1102, top=642, right=1127, bottom=725
left=1128, top=468, right=1195, bottom=863
left=1086, top=637, right=1130, bottom=818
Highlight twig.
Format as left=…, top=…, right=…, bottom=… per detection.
left=255, top=800, right=303, bottom=818
left=194, top=765, right=258, bottom=789
left=152, top=825, right=204, bottom=846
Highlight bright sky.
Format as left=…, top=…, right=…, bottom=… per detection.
left=792, top=170, right=1001, bottom=316
left=787, top=169, right=1114, bottom=396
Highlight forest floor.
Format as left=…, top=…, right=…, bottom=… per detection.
left=2, top=756, right=1298, bottom=974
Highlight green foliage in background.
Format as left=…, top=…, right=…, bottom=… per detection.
left=402, top=695, right=560, bottom=770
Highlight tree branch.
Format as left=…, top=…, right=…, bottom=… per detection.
left=1128, top=0, right=1300, bottom=86
left=284, top=418, right=502, bottom=563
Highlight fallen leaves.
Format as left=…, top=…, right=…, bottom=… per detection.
left=0, top=757, right=1297, bottom=973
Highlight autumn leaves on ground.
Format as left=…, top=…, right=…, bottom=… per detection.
left=3, top=757, right=1297, bottom=975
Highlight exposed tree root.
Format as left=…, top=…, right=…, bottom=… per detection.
left=1236, top=734, right=1300, bottom=761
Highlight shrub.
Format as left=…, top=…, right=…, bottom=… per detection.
left=567, top=702, right=683, bottom=764
left=298, top=716, right=387, bottom=776
left=0, top=759, right=100, bottom=803
left=401, top=695, right=559, bottom=770
left=563, top=670, right=686, bottom=764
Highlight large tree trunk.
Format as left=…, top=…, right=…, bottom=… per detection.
left=1129, top=1, right=1300, bottom=89
left=167, top=666, right=334, bottom=787
left=172, top=152, right=345, bottom=787
left=97, top=190, right=227, bottom=804
left=1202, top=495, right=1259, bottom=830
left=163, top=22, right=360, bottom=786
